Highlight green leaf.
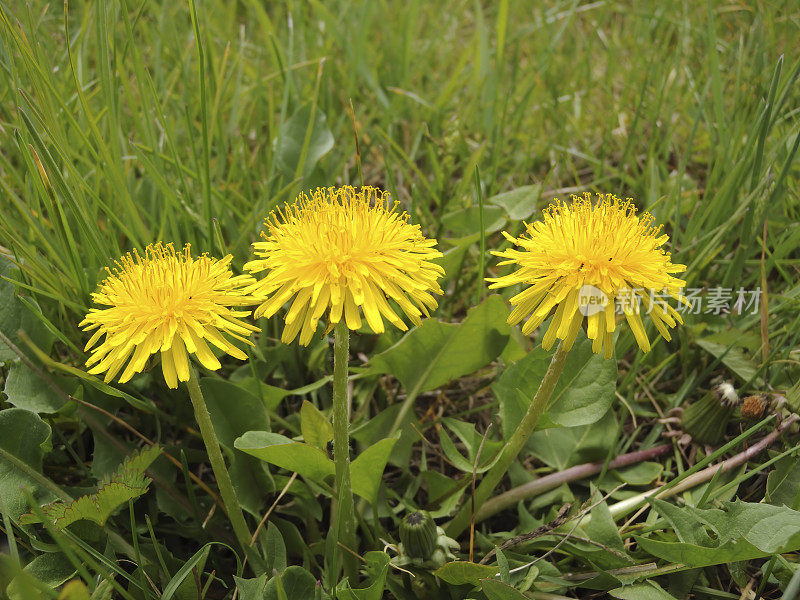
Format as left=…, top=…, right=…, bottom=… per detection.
left=351, top=403, right=416, bottom=468
left=350, top=436, right=398, bottom=504
left=488, top=184, right=542, bottom=220
left=238, top=376, right=332, bottom=412
left=57, top=581, right=90, bottom=600
left=480, top=579, right=528, bottom=600
left=7, top=553, right=77, bottom=600
left=161, top=544, right=212, bottom=600
left=336, top=552, right=390, bottom=600
left=494, top=334, right=617, bottom=438
left=274, top=105, right=334, bottom=179
left=438, top=418, right=503, bottom=474
left=766, top=455, right=800, bottom=507
left=370, top=294, right=510, bottom=394
left=576, top=489, right=633, bottom=570
left=0, top=255, right=54, bottom=363
left=235, top=432, right=334, bottom=483
left=20, top=446, right=160, bottom=529
left=200, top=378, right=272, bottom=448
left=3, top=362, right=67, bottom=413
left=636, top=499, right=800, bottom=568
left=0, top=408, right=53, bottom=519
left=264, top=567, right=317, bottom=600
left=613, top=462, right=664, bottom=486
left=300, top=401, right=334, bottom=450
left=696, top=338, right=761, bottom=385
left=433, top=561, right=499, bottom=586
left=441, top=205, right=506, bottom=237
left=439, top=238, right=472, bottom=283
left=529, top=409, right=617, bottom=470
left=265, top=522, right=287, bottom=575
left=609, top=581, right=679, bottom=600
left=202, top=378, right=277, bottom=513
left=234, top=576, right=268, bottom=600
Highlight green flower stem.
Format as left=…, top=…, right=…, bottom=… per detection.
left=333, top=320, right=358, bottom=581
left=445, top=342, right=570, bottom=538
left=186, top=369, right=252, bottom=556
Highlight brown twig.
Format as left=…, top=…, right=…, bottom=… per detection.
left=476, top=444, right=672, bottom=523
left=480, top=503, right=571, bottom=565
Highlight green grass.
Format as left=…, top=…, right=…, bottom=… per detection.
left=1, top=1, right=800, bottom=598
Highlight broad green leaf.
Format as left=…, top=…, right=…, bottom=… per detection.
left=56, top=581, right=90, bottom=600
left=576, top=489, right=633, bottom=570
left=235, top=432, right=334, bottom=483
left=300, top=401, right=333, bottom=450
left=635, top=535, right=766, bottom=568
left=234, top=575, right=268, bottom=600
left=766, top=455, right=800, bottom=507
left=350, top=436, right=398, bottom=504
left=238, top=376, right=332, bottom=412
left=637, top=499, right=800, bottom=567
left=3, top=362, right=66, bottom=413
left=6, top=553, right=77, bottom=600
left=264, top=567, right=317, bottom=600
left=494, top=334, right=617, bottom=438
left=20, top=446, right=159, bottom=528
left=351, top=403, right=416, bottom=467
left=202, top=378, right=276, bottom=512
left=488, top=184, right=542, bottom=220
left=0, top=408, right=53, bottom=519
left=529, top=410, right=617, bottom=470
left=370, top=294, right=510, bottom=394
left=613, top=462, right=664, bottom=486
left=273, top=105, right=334, bottom=179
left=200, top=378, right=272, bottom=448
left=439, top=238, right=472, bottom=283
left=434, top=561, right=499, bottom=586
left=696, top=339, right=761, bottom=385
left=441, top=205, right=506, bottom=237
left=610, top=581, right=679, bottom=600
left=699, top=501, right=800, bottom=553
left=480, top=579, right=528, bottom=600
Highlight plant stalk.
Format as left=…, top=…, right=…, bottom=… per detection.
left=477, top=443, right=673, bottom=523
left=186, top=369, right=252, bottom=557
left=446, top=342, right=571, bottom=537
left=333, top=320, right=358, bottom=581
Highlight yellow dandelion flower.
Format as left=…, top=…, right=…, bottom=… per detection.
left=80, top=243, right=259, bottom=389
left=488, top=193, right=687, bottom=358
left=244, top=186, right=444, bottom=345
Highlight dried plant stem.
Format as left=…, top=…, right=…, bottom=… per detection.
left=446, top=342, right=571, bottom=538
left=477, top=444, right=672, bottom=523
left=602, top=413, right=799, bottom=523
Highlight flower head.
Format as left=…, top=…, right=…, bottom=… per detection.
left=488, top=193, right=687, bottom=358
left=244, top=186, right=444, bottom=344
left=80, top=243, right=259, bottom=388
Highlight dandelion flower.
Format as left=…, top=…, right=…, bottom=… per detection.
left=488, top=193, right=687, bottom=358
left=80, top=243, right=259, bottom=388
left=244, top=186, right=444, bottom=345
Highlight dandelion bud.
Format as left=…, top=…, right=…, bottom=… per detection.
left=400, top=511, right=437, bottom=560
